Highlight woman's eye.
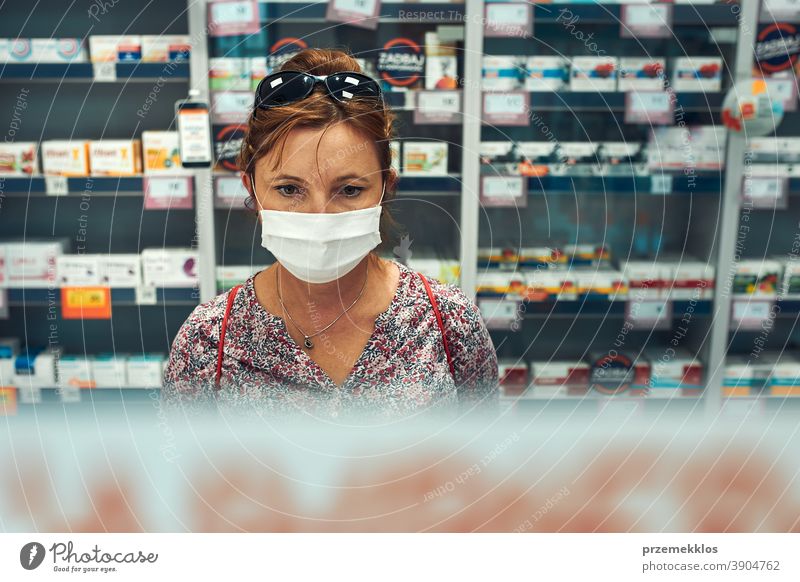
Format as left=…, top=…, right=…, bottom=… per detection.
left=275, top=184, right=302, bottom=197
left=340, top=185, right=364, bottom=198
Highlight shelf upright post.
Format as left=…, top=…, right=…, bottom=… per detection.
left=188, top=0, right=217, bottom=303
left=704, top=0, right=759, bottom=417
left=459, top=0, right=484, bottom=300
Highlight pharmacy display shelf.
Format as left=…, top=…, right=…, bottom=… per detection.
left=515, top=92, right=725, bottom=112
left=524, top=174, right=723, bottom=194
left=256, top=2, right=464, bottom=22
left=476, top=298, right=713, bottom=317
left=2, top=176, right=196, bottom=197
left=531, top=3, right=739, bottom=26
left=6, top=287, right=199, bottom=306
left=11, top=388, right=160, bottom=405
left=0, top=62, right=190, bottom=82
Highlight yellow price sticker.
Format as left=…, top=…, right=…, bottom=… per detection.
left=61, top=286, right=112, bottom=319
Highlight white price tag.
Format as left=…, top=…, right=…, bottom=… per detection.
left=484, top=92, right=526, bottom=115
left=625, top=91, right=673, bottom=125
left=626, top=299, right=672, bottom=330
left=210, top=1, right=255, bottom=25
left=744, top=177, right=787, bottom=208
left=214, top=176, right=249, bottom=208
left=45, top=175, right=68, bottom=196
left=136, top=285, right=158, bottom=306
left=146, top=177, right=190, bottom=199
left=485, top=3, right=532, bottom=38
left=651, top=174, right=673, bottom=194
left=621, top=3, right=672, bottom=38
left=765, top=78, right=797, bottom=112
left=731, top=299, right=776, bottom=330
left=480, top=175, right=525, bottom=207
left=478, top=298, right=521, bottom=330
left=418, top=91, right=460, bottom=115
left=59, top=385, right=81, bottom=404
left=92, top=62, right=117, bottom=82
left=331, top=0, right=378, bottom=18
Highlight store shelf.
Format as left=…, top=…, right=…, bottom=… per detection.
left=0, top=62, right=190, bottom=82
left=6, top=287, right=199, bottom=306
left=522, top=91, right=725, bottom=112
left=531, top=3, right=739, bottom=26
left=258, top=2, right=463, bottom=22
left=478, top=298, right=713, bottom=317
left=525, top=173, right=723, bottom=194
left=1, top=175, right=195, bottom=198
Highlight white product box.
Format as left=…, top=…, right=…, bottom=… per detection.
left=476, top=271, right=525, bottom=296
left=142, top=131, right=186, bottom=175
left=618, top=58, right=665, bottom=91
left=402, top=141, right=448, bottom=176
left=56, top=254, right=101, bottom=287
left=769, top=355, right=800, bottom=397
left=574, top=269, right=627, bottom=299
left=216, top=265, right=260, bottom=289
left=671, top=57, right=722, bottom=92
left=569, top=56, right=618, bottom=92
left=482, top=56, right=522, bottom=91
left=126, top=354, right=164, bottom=388
left=142, top=248, right=199, bottom=288
left=733, top=259, right=782, bottom=296
left=524, top=56, right=567, bottom=91
left=209, top=58, right=250, bottom=91
left=661, top=260, right=714, bottom=300
left=0, top=142, right=38, bottom=175
left=0, top=39, right=33, bottom=62
left=478, top=247, right=518, bottom=270
left=555, top=142, right=598, bottom=165
left=782, top=259, right=800, bottom=297
left=723, top=356, right=753, bottom=397
left=58, top=356, right=95, bottom=389
left=3, top=240, right=68, bottom=288
left=497, top=359, right=529, bottom=397
left=41, top=141, right=91, bottom=176
left=526, top=269, right=577, bottom=301
left=747, top=137, right=800, bottom=165
left=530, top=360, right=590, bottom=397
left=647, top=126, right=726, bottom=170
left=598, top=142, right=643, bottom=166
left=91, top=354, right=128, bottom=388
left=89, top=140, right=142, bottom=176
left=98, top=254, right=142, bottom=287
left=13, top=347, right=61, bottom=389
left=31, top=38, right=88, bottom=63
left=424, top=32, right=458, bottom=91
left=88, top=35, right=141, bottom=62
left=141, top=35, right=190, bottom=62
left=645, top=348, right=703, bottom=397
left=620, top=260, right=669, bottom=300
left=691, top=125, right=727, bottom=169
left=0, top=338, right=19, bottom=387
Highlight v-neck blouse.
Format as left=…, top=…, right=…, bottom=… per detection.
left=161, top=260, right=499, bottom=419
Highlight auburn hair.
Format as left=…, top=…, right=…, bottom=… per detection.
left=238, top=48, right=402, bottom=250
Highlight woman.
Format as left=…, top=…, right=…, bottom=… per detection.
left=162, top=49, right=499, bottom=419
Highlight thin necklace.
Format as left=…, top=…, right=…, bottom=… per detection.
left=276, top=263, right=369, bottom=349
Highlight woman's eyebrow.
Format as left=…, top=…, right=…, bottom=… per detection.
left=274, top=173, right=308, bottom=182
left=333, top=173, right=370, bottom=182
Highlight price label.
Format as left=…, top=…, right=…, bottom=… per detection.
left=214, top=175, right=249, bottom=208
left=92, top=62, right=117, bottom=82
left=482, top=92, right=530, bottom=126
left=135, top=285, right=157, bottom=306
left=478, top=298, right=522, bottom=330
left=414, top=91, right=461, bottom=125
left=765, top=77, right=797, bottom=112
left=59, top=386, right=82, bottom=404
left=61, top=287, right=112, bottom=319
left=651, top=174, right=673, bottom=194
left=326, top=0, right=381, bottom=30
left=621, top=3, right=672, bottom=39
left=626, top=299, right=672, bottom=330
left=731, top=298, right=776, bottom=331
left=480, top=175, right=526, bottom=208
left=743, top=177, right=787, bottom=209
left=211, top=91, right=252, bottom=123
left=625, top=91, right=673, bottom=125
left=208, top=1, right=259, bottom=36
left=45, top=176, right=69, bottom=196
left=144, top=177, right=193, bottom=210
left=760, top=0, right=800, bottom=21
left=484, top=3, right=533, bottom=38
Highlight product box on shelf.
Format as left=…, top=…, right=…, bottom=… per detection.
left=723, top=356, right=753, bottom=397
left=402, top=141, right=448, bottom=176
left=41, top=140, right=91, bottom=176
left=747, top=137, right=800, bottom=165
left=518, top=247, right=563, bottom=270
left=619, top=260, right=669, bottom=300
left=0, top=244, right=6, bottom=287
left=524, top=56, right=567, bottom=92
left=768, top=354, right=800, bottom=397
left=2, top=239, right=69, bottom=288
left=13, top=346, right=61, bottom=389
left=588, top=350, right=650, bottom=396
left=141, top=248, right=199, bottom=288
left=573, top=269, right=627, bottom=299
left=596, top=143, right=646, bottom=173
left=406, top=258, right=460, bottom=285
left=733, top=259, right=782, bottom=296
left=475, top=271, right=525, bottom=297
left=498, top=360, right=529, bottom=397
left=216, top=265, right=261, bottom=289
left=250, top=57, right=268, bottom=90
left=91, top=354, right=128, bottom=388
left=142, top=131, right=186, bottom=175
left=671, top=57, right=722, bottom=92
left=88, top=140, right=142, bottom=176
left=0, top=142, right=38, bottom=175
left=478, top=247, right=518, bottom=271
left=126, top=354, right=164, bottom=388
left=647, top=126, right=726, bottom=170
left=0, top=338, right=20, bottom=387
left=525, top=269, right=577, bottom=301
left=782, top=259, right=800, bottom=296
left=141, top=35, right=191, bottom=62
left=32, top=38, right=88, bottom=63
left=0, top=39, right=31, bottom=62
left=662, top=259, right=715, bottom=300
left=563, top=244, right=611, bottom=267
left=58, top=356, right=95, bottom=390
left=56, top=254, right=101, bottom=287
left=98, top=254, right=142, bottom=287
left=424, top=31, right=458, bottom=91
left=482, top=56, right=523, bottom=91
left=88, top=35, right=142, bottom=62
left=530, top=360, right=590, bottom=398
left=618, top=58, right=665, bottom=91
left=209, top=58, right=250, bottom=91
left=569, top=56, right=618, bottom=92
left=552, top=142, right=598, bottom=169
left=644, top=348, right=704, bottom=397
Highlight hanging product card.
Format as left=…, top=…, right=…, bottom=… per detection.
left=650, top=174, right=673, bottom=195
left=626, top=298, right=672, bottom=330
left=207, top=0, right=259, bottom=37
left=765, top=77, right=797, bottom=112
left=210, top=91, right=252, bottom=124
left=482, top=91, right=530, bottom=126
left=478, top=298, right=521, bottom=330
left=484, top=3, right=533, bottom=38
left=480, top=175, right=526, bottom=208
left=61, top=287, right=112, bottom=320
left=92, top=62, right=117, bottom=82
left=730, top=298, right=776, bottom=331
left=413, top=91, right=461, bottom=125
left=743, top=176, right=788, bottom=209
left=144, top=176, right=193, bottom=210
left=45, top=175, right=68, bottom=196
left=214, top=175, right=250, bottom=208
left=625, top=91, right=673, bottom=125
left=620, top=3, right=672, bottom=39
left=326, top=0, right=381, bottom=31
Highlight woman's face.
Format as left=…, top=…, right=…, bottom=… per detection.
left=249, top=124, right=385, bottom=216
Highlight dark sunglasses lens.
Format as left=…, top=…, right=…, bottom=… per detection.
left=256, top=72, right=314, bottom=108
left=325, top=73, right=382, bottom=103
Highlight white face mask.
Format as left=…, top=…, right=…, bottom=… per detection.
left=255, top=180, right=385, bottom=284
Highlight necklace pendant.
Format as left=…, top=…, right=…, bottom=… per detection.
left=304, top=337, right=313, bottom=349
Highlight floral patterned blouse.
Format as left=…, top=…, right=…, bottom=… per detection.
left=161, top=260, right=499, bottom=420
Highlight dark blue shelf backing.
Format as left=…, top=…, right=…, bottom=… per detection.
left=7, top=287, right=199, bottom=305
left=2, top=176, right=186, bottom=195
left=476, top=297, right=713, bottom=317
left=532, top=3, right=739, bottom=26
left=0, top=61, right=189, bottom=81
left=527, top=91, right=725, bottom=112
left=527, top=174, right=723, bottom=194
left=260, top=2, right=464, bottom=21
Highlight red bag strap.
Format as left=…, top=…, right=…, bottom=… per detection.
left=417, top=272, right=456, bottom=381
left=215, top=284, right=242, bottom=390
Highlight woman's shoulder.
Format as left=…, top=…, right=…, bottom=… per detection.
left=398, top=261, right=483, bottom=325
left=176, top=278, right=251, bottom=343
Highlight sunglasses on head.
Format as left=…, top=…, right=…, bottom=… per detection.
left=253, top=70, right=384, bottom=110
